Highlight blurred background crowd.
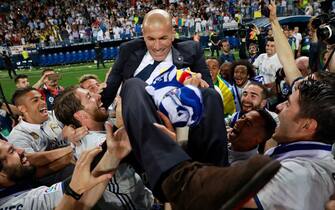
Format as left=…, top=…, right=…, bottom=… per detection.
left=0, top=0, right=330, bottom=47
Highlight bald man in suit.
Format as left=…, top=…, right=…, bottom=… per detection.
left=101, top=9, right=213, bottom=107
left=102, top=9, right=227, bottom=167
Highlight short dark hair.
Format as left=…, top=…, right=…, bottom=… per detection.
left=221, top=39, right=229, bottom=43
left=14, top=75, right=28, bottom=84
left=206, top=57, right=220, bottom=64
left=256, top=109, right=277, bottom=141
left=311, top=71, right=335, bottom=86
left=54, top=86, right=83, bottom=128
left=12, top=87, right=36, bottom=106
left=245, top=81, right=269, bottom=99
left=297, top=78, right=335, bottom=143
left=249, top=42, right=258, bottom=48
left=230, top=60, right=256, bottom=79
left=266, top=37, right=274, bottom=43
left=41, top=68, right=54, bottom=76
left=219, top=39, right=229, bottom=48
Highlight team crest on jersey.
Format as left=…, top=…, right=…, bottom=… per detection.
left=48, top=122, right=59, bottom=132
left=48, top=96, right=54, bottom=103
left=29, top=132, right=39, bottom=140
left=45, top=184, right=58, bottom=193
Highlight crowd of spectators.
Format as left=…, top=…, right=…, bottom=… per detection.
left=0, top=0, right=323, bottom=47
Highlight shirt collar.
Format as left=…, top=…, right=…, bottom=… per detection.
left=20, top=119, right=43, bottom=130
left=265, top=141, right=332, bottom=161
left=143, top=49, right=173, bottom=65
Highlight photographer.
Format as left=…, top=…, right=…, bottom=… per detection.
left=209, top=30, right=220, bottom=57
left=268, top=0, right=334, bottom=102
left=249, top=24, right=260, bottom=44
left=308, top=13, right=335, bottom=73
left=238, top=24, right=261, bottom=63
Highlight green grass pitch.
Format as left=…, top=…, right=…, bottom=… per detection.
left=0, top=62, right=111, bottom=102
left=0, top=49, right=234, bottom=102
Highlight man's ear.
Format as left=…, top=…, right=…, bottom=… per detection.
left=301, top=118, right=317, bottom=136
left=17, top=105, right=26, bottom=115
left=0, top=171, right=11, bottom=186
left=260, top=99, right=267, bottom=109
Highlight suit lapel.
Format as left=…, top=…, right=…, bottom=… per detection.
left=123, top=47, right=147, bottom=79
left=124, top=44, right=184, bottom=79
left=172, top=46, right=184, bottom=69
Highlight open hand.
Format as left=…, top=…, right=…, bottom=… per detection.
left=268, top=0, right=277, bottom=23
left=62, top=125, right=88, bottom=146
left=69, top=147, right=113, bottom=195
left=105, top=122, right=131, bottom=160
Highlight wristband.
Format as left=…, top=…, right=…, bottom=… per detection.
left=64, top=184, right=83, bottom=200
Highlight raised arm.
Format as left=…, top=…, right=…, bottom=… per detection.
left=32, top=73, right=49, bottom=89
left=79, top=123, right=131, bottom=207
left=268, top=0, right=302, bottom=86
left=34, top=152, right=74, bottom=178
left=55, top=122, right=131, bottom=210
left=101, top=44, right=127, bottom=108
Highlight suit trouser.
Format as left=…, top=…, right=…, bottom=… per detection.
left=120, top=78, right=228, bottom=198
left=97, top=56, right=105, bottom=68
left=210, top=46, right=220, bottom=57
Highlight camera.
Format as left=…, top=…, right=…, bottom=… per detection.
left=311, top=13, right=335, bottom=45
left=275, top=68, right=286, bottom=82
left=238, top=24, right=248, bottom=38
left=238, top=24, right=254, bottom=38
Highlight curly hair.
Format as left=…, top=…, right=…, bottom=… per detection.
left=230, top=59, right=256, bottom=80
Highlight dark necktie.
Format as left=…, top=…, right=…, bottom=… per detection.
left=135, top=60, right=161, bottom=81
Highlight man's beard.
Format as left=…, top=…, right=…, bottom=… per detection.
left=92, top=109, right=108, bottom=122
left=242, top=103, right=261, bottom=112
left=4, top=164, right=36, bottom=183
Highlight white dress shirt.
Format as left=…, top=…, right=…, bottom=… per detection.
left=133, top=50, right=173, bottom=84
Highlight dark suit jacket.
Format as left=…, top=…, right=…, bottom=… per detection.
left=101, top=38, right=213, bottom=107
